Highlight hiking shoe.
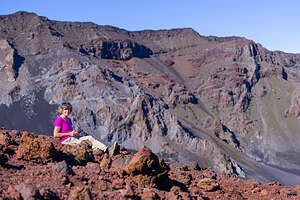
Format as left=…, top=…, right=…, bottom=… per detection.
left=109, top=141, right=120, bottom=156
left=104, top=147, right=109, bottom=154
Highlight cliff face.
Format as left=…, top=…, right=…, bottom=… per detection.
left=1, top=11, right=300, bottom=186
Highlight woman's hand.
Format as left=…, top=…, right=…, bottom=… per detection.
left=70, top=131, right=79, bottom=137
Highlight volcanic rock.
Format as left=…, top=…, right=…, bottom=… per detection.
left=280, top=187, right=298, bottom=197
left=14, top=182, right=41, bottom=200
left=39, top=188, right=59, bottom=200
left=16, top=132, right=58, bottom=162
left=7, top=185, right=22, bottom=200
left=111, top=155, right=132, bottom=169
left=68, top=186, right=92, bottom=200
left=288, top=88, right=300, bottom=117
left=140, top=189, right=160, bottom=200
left=51, top=160, right=73, bottom=175
left=99, top=153, right=111, bottom=169
left=58, top=144, right=94, bottom=165
left=0, top=129, right=300, bottom=199
left=0, top=39, right=18, bottom=82
left=124, top=146, right=170, bottom=189
left=0, top=131, right=12, bottom=146
left=197, top=178, right=220, bottom=192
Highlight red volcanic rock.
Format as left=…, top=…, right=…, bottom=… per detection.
left=58, top=143, right=94, bottom=165
left=99, top=153, right=111, bottom=169
left=111, top=178, right=125, bottom=190
left=197, top=178, right=220, bottom=192
left=39, top=188, right=59, bottom=200
left=120, top=180, right=138, bottom=198
left=7, top=185, right=22, bottom=200
left=85, top=162, right=100, bottom=173
left=95, top=180, right=112, bottom=192
left=0, top=131, right=12, bottom=146
left=124, top=146, right=170, bottom=189
left=1, top=129, right=300, bottom=199
left=16, top=132, right=58, bottom=162
left=140, top=189, right=160, bottom=199
left=280, top=187, right=298, bottom=197
left=167, top=190, right=192, bottom=200
left=124, top=146, right=169, bottom=175
left=14, top=182, right=41, bottom=200
left=15, top=131, right=94, bottom=165
left=68, top=186, right=92, bottom=200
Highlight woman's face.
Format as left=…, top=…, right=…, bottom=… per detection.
left=61, top=108, right=70, bottom=118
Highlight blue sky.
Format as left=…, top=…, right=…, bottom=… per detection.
left=1, top=0, right=300, bottom=53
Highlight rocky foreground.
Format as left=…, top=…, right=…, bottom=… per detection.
left=0, top=127, right=299, bottom=200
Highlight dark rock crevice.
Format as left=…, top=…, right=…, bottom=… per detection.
left=79, top=39, right=153, bottom=60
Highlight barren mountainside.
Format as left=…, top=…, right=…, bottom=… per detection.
left=1, top=11, right=300, bottom=186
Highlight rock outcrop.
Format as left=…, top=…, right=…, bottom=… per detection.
left=16, top=131, right=58, bottom=162
left=124, top=146, right=170, bottom=189
left=78, top=39, right=152, bottom=60
left=0, top=39, right=22, bottom=82
left=288, top=88, right=300, bottom=117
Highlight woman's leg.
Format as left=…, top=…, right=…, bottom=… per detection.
left=79, top=136, right=108, bottom=151
left=61, top=137, right=81, bottom=146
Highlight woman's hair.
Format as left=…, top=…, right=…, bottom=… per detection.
left=58, top=102, right=72, bottom=115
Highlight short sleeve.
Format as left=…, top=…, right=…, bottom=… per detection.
left=54, top=117, right=63, bottom=127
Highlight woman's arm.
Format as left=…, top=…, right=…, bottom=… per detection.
left=53, top=126, right=78, bottom=138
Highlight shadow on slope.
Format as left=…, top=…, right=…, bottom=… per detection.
left=0, top=90, right=56, bottom=135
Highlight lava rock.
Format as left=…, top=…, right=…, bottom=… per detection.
left=124, top=146, right=170, bottom=189
left=16, top=132, right=58, bottom=162
left=52, top=160, right=73, bottom=175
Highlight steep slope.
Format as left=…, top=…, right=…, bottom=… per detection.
left=1, top=11, right=300, bottom=186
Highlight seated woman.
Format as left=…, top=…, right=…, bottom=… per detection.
left=53, top=102, right=118, bottom=155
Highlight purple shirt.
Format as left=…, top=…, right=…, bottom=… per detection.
left=54, top=116, right=73, bottom=142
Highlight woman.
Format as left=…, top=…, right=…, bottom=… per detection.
left=53, top=102, right=118, bottom=154
left=53, top=102, right=79, bottom=142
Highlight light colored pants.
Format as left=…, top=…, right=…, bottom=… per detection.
left=62, top=135, right=107, bottom=151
